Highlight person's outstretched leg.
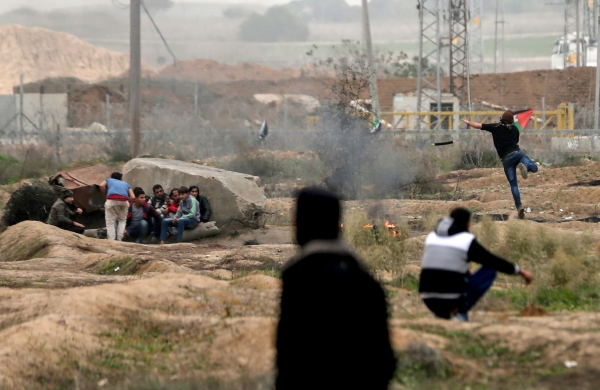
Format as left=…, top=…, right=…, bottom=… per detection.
left=457, top=267, right=497, bottom=320
left=502, top=155, right=522, bottom=210
left=520, top=153, right=538, bottom=173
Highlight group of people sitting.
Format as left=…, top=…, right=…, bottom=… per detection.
left=46, top=172, right=212, bottom=245
left=142, top=183, right=212, bottom=244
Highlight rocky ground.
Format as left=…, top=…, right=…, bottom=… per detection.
left=1, top=161, right=600, bottom=389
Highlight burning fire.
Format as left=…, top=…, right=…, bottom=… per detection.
left=385, top=220, right=398, bottom=237
left=362, top=220, right=400, bottom=237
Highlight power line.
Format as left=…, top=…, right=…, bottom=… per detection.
left=140, top=0, right=177, bottom=66
left=111, top=0, right=129, bottom=10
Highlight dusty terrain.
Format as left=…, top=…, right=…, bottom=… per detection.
left=1, top=161, right=600, bottom=389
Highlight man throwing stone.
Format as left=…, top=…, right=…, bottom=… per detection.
left=462, top=110, right=538, bottom=219
left=419, top=208, right=533, bottom=322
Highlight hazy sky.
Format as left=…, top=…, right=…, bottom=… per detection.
left=0, top=0, right=363, bottom=14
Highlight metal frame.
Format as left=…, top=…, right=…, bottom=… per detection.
left=378, top=104, right=574, bottom=131
left=468, top=0, right=484, bottom=74
left=416, top=0, right=443, bottom=120
left=448, top=0, right=469, bottom=104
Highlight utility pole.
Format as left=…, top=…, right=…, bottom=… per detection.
left=448, top=0, right=469, bottom=106
left=576, top=0, right=581, bottom=67
left=416, top=0, right=443, bottom=128
left=361, top=0, right=380, bottom=121
left=594, top=0, right=600, bottom=133
left=493, top=0, right=505, bottom=73
left=469, top=0, right=484, bottom=74
left=130, top=0, right=141, bottom=158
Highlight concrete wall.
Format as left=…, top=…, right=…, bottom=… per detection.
left=392, top=90, right=460, bottom=130
left=551, top=136, right=600, bottom=153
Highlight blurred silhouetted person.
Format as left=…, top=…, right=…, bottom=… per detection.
left=276, top=187, right=396, bottom=390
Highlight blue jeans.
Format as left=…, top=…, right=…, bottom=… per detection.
left=456, top=267, right=497, bottom=321
left=149, top=216, right=161, bottom=237
left=160, top=218, right=199, bottom=242
left=502, top=151, right=538, bottom=208
left=423, top=267, right=497, bottom=321
left=125, top=220, right=149, bottom=243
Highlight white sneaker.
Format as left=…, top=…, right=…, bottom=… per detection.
left=451, top=313, right=468, bottom=322
left=518, top=163, right=528, bottom=179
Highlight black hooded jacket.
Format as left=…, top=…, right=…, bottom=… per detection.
left=276, top=239, right=396, bottom=390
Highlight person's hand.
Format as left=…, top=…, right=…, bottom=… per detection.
left=172, top=217, right=178, bottom=224
left=199, top=222, right=204, bottom=227
left=74, top=222, right=85, bottom=228
left=519, top=269, right=533, bottom=285
left=122, top=229, right=128, bottom=236
left=76, top=208, right=83, bottom=214
left=461, top=118, right=470, bottom=126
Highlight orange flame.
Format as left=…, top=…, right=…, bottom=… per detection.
left=362, top=223, right=374, bottom=228
left=385, top=220, right=398, bottom=237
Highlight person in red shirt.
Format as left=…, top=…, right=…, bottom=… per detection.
left=165, top=188, right=180, bottom=217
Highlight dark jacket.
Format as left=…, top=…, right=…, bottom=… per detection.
left=481, top=123, right=521, bottom=159
left=196, top=195, right=212, bottom=223
left=46, top=198, right=77, bottom=226
left=149, top=195, right=169, bottom=214
left=126, top=201, right=162, bottom=227
left=419, top=217, right=519, bottom=311
left=276, top=239, right=396, bottom=390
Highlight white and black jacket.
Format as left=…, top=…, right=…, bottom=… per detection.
left=419, top=217, right=520, bottom=301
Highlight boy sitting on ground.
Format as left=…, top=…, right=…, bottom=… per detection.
left=159, top=186, right=201, bottom=244
left=123, top=187, right=163, bottom=243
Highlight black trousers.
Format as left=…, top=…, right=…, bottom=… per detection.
left=57, top=222, right=85, bottom=235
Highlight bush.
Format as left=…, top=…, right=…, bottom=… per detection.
left=0, top=154, right=20, bottom=184
left=239, top=6, right=309, bottom=42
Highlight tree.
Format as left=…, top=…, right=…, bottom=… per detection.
left=307, top=40, right=441, bottom=78
left=286, top=0, right=360, bottom=23
left=238, top=6, right=309, bottom=42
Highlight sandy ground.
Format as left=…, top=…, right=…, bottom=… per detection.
left=2, top=162, right=600, bottom=388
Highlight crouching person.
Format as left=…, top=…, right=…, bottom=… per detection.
left=419, top=207, right=533, bottom=321
left=46, top=190, right=85, bottom=234
left=124, top=187, right=162, bottom=243
left=160, top=186, right=200, bottom=244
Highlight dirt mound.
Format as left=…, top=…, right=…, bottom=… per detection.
left=0, top=273, right=279, bottom=388
left=0, top=221, right=296, bottom=289
left=0, top=24, right=134, bottom=94
left=158, top=59, right=315, bottom=83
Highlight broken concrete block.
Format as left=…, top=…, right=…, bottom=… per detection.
left=180, top=221, right=220, bottom=241
left=122, top=158, right=266, bottom=228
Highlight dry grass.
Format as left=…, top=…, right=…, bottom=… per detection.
left=475, top=219, right=600, bottom=311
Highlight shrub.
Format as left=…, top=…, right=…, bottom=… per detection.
left=0, top=154, right=20, bottom=184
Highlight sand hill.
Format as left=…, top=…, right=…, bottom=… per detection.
left=0, top=24, right=136, bottom=94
